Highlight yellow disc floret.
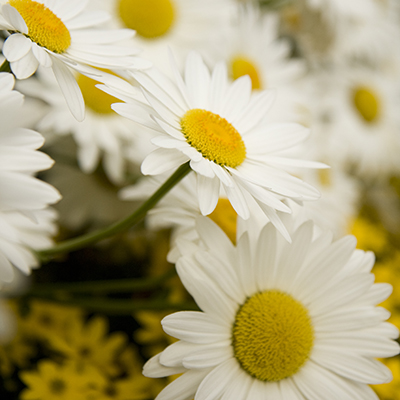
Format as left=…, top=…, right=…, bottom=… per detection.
left=9, top=0, right=71, bottom=53
left=180, top=109, right=246, bottom=168
left=232, top=290, right=314, bottom=382
left=231, top=56, right=262, bottom=90
left=352, top=86, right=380, bottom=124
left=209, top=198, right=237, bottom=244
left=77, top=74, right=120, bottom=115
left=118, top=0, right=175, bottom=39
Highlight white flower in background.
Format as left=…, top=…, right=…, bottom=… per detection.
left=289, top=167, right=361, bottom=238
left=0, top=0, right=149, bottom=120
left=145, top=216, right=399, bottom=400
left=93, top=0, right=234, bottom=70
left=110, top=52, right=325, bottom=241
left=332, top=7, right=400, bottom=64
left=312, top=67, right=400, bottom=179
left=213, top=3, right=306, bottom=123
left=120, top=173, right=269, bottom=261
left=0, top=72, right=60, bottom=282
left=18, top=67, right=155, bottom=184
left=305, top=0, right=378, bottom=22
left=44, top=162, right=139, bottom=231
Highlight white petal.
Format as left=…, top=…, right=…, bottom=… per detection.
left=143, top=353, right=187, bottom=378
left=254, top=223, right=278, bottom=292
left=141, top=148, right=188, bottom=175
left=157, top=369, right=209, bottom=400
left=184, top=52, right=210, bottom=109
left=195, top=359, right=241, bottom=400
left=162, top=311, right=230, bottom=344
left=51, top=57, right=85, bottom=121
left=31, top=44, right=52, bottom=67
left=311, top=350, right=392, bottom=384
left=183, top=342, right=233, bottom=369
left=197, top=175, right=220, bottom=215
left=2, top=4, right=28, bottom=33
left=176, top=258, right=237, bottom=324
left=2, top=34, right=31, bottom=62
left=10, top=51, right=39, bottom=79
left=294, top=360, right=377, bottom=400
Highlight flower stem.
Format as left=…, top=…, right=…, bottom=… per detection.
left=28, top=268, right=176, bottom=295
left=0, top=59, right=11, bottom=73
left=36, top=162, right=192, bottom=261
left=22, top=296, right=199, bottom=314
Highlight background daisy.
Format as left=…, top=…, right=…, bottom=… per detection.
left=0, top=0, right=149, bottom=120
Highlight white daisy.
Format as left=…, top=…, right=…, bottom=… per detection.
left=144, top=216, right=400, bottom=400
left=0, top=72, right=60, bottom=282
left=0, top=0, right=148, bottom=120
left=212, top=3, right=306, bottom=123
left=305, top=0, right=379, bottom=22
left=110, top=51, right=325, bottom=240
left=313, top=67, right=400, bottom=179
left=292, top=166, right=360, bottom=238
left=92, top=0, right=234, bottom=70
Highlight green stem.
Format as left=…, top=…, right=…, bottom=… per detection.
left=23, top=296, right=198, bottom=314
left=28, top=268, right=176, bottom=295
left=0, top=59, right=11, bottom=73
left=36, top=162, right=192, bottom=261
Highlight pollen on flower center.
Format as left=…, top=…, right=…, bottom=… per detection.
left=77, top=73, right=120, bottom=115
left=352, top=86, right=380, bottom=124
left=231, top=56, right=262, bottom=90
left=180, top=109, right=246, bottom=168
left=118, top=0, right=175, bottom=39
left=232, top=290, right=314, bottom=382
left=9, top=0, right=71, bottom=53
left=209, top=198, right=237, bottom=244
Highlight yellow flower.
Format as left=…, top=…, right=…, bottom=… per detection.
left=48, top=316, right=127, bottom=377
left=349, top=216, right=389, bottom=257
left=19, top=300, right=84, bottom=342
left=20, top=360, right=105, bottom=400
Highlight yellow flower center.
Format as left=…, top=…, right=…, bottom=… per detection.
left=208, top=198, right=237, bottom=244
left=9, top=0, right=71, bottom=53
left=180, top=109, right=246, bottom=168
left=317, top=168, right=331, bottom=187
left=77, top=74, right=120, bottom=115
left=352, top=86, right=380, bottom=124
left=118, top=0, right=175, bottom=39
left=232, top=290, right=314, bottom=382
left=231, top=56, right=262, bottom=90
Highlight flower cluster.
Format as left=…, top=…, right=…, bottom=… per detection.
left=0, top=0, right=400, bottom=399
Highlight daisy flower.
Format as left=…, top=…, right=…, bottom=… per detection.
left=292, top=166, right=360, bottom=238
left=0, top=72, right=60, bottom=282
left=213, top=3, right=306, bottom=123
left=110, top=51, right=324, bottom=240
left=144, top=216, right=400, bottom=400
left=305, top=0, right=379, bottom=22
left=0, top=0, right=148, bottom=120
left=92, top=0, right=234, bottom=70
left=314, top=67, right=400, bottom=178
